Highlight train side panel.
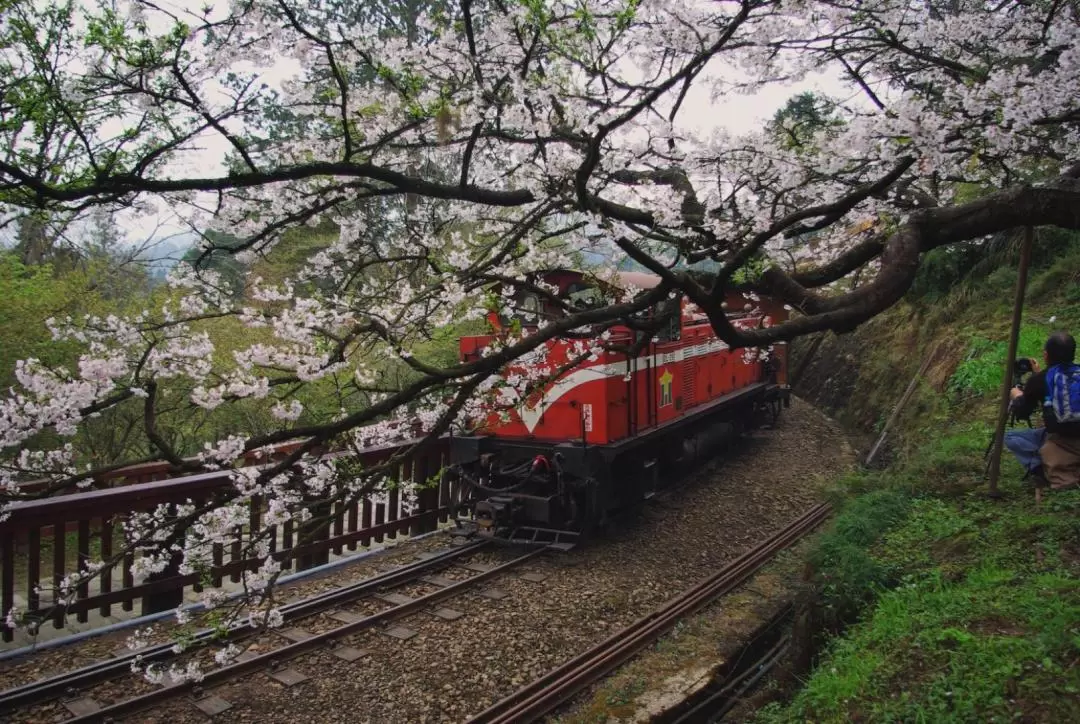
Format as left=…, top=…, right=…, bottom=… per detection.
left=456, top=291, right=789, bottom=446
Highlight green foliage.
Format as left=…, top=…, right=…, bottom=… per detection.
left=731, top=254, right=768, bottom=285
left=181, top=230, right=247, bottom=299
left=911, top=228, right=1080, bottom=307
left=810, top=489, right=912, bottom=620
left=0, top=251, right=151, bottom=390
left=908, top=243, right=986, bottom=302
left=948, top=326, right=1050, bottom=397
left=0, top=254, right=81, bottom=384
left=1028, top=236, right=1080, bottom=304
left=900, top=421, right=992, bottom=492
left=768, top=91, right=844, bottom=151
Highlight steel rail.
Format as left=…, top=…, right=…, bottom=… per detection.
left=468, top=502, right=832, bottom=724
left=0, top=540, right=488, bottom=712
left=65, top=545, right=547, bottom=723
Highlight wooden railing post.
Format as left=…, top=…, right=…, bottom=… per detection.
left=1, top=531, right=14, bottom=643
left=141, top=503, right=187, bottom=616
left=140, top=551, right=185, bottom=616
left=409, top=453, right=428, bottom=536
left=410, top=450, right=441, bottom=535
left=296, top=474, right=332, bottom=572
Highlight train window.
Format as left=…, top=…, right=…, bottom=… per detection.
left=520, top=294, right=540, bottom=323
left=656, top=297, right=681, bottom=342
left=566, top=282, right=603, bottom=310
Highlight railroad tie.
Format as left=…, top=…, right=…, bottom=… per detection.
left=331, top=646, right=369, bottom=662
left=429, top=607, right=464, bottom=621
left=63, top=697, right=101, bottom=718
left=267, top=668, right=310, bottom=687
left=328, top=609, right=364, bottom=625
left=459, top=562, right=496, bottom=573
left=519, top=572, right=548, bottom=583
left=193, top=695, right=233, bottom=716
left=234, top=647, right=260, bottom=662
left=276, top=627, right=313, bottom=643
left=414, top=549, right=452, bottom=561
left=374, top=592, right=414, bottom=606
left=380, top=625, right=417, bottom=641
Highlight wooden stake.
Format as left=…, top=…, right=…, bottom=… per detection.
left=987, top=226, right=1034, bottom=499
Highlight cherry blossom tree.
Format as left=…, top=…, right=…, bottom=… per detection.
left=1, top=0, right=1079, bottom=667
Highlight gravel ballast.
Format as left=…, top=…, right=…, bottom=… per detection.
left=1, top=397, right=855, bottom=723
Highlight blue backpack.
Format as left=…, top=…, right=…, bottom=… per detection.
left=1045, top=363, right=1080, bottom=424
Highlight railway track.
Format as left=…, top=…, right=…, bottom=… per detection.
left=1, top=538, right=551, bottom=722
left=467, top=502, right=833, bottom=724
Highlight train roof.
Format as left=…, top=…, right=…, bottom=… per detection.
left=533, top=268, right=662, bottom=293
left=608, top=270, right=662, bottom=290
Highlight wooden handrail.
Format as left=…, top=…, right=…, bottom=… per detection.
left=11, top=439, right=316, bottom=496
left=1, top=435, right=431, bottom=532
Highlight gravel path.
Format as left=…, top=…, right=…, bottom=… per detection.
left=1, top=397, right=854, bottom=723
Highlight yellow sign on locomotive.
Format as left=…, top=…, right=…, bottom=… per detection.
left=659, top=368, right=673, bottom=407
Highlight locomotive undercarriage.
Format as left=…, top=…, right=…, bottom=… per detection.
left=448, top=383, right=789, bottom=546
left=447, top=437, right=604, bottom=546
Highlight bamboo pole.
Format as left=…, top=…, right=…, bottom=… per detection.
left=986, top=226, right=1034, bottom=499
left=790, top=332, right=826, bottom=389
left=864, top=348, right=936, bottom=466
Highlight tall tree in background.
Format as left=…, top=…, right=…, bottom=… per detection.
left=768, top=92, right=843, bottom=151
left=0, top=0, right=1078, bottom=660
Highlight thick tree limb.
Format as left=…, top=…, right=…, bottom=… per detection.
left=790, top=236, right=888, bottom=288
left=712, top=157, right=915, bottom=293
left=0, top=157, right=663, bottom=229
left=722, top=175, right=1080, bottom=346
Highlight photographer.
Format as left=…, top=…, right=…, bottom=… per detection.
left=1004, top=332, right=1080, bottom=490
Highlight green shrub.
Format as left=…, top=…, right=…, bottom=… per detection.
left=809, top=489, right=913, bottom=623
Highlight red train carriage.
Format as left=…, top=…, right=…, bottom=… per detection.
left=450, top=270, right=790, bottom=544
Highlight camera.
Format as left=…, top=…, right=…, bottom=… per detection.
left=1011, top=357, right=1039, bottom=391
left=1008, top=357, right=1039, bottom=426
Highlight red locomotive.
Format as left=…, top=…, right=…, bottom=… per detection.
left=449, top=269, right=790, bottom=544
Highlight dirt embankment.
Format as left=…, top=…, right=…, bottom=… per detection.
left=788, top=318, right=967, bottom=465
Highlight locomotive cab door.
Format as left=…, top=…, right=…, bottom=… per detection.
left=650, top=297, right=683, bottom=424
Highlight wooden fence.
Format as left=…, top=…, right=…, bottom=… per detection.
left=0, top=437, right=461, bottom=643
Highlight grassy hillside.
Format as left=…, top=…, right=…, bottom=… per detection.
left=755, top=232, right=1080, bottom=722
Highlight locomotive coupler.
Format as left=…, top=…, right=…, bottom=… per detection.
left=474, top=495, right=521, bottom=533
